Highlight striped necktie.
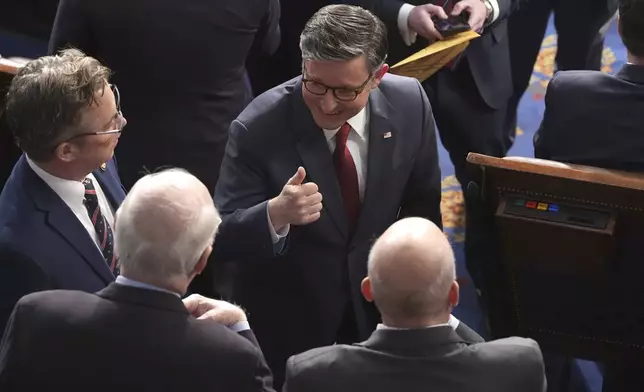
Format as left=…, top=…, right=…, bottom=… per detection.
left=83, top=178, right=118, bottom=275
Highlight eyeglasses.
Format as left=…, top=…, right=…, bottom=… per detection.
left=302, top=73, right=372, bottom=102
left=62, top=84, right=125, bottom=143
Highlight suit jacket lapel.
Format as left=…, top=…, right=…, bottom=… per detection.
left=92, top=159, right=126, bottom=210
left=353, top=89, right=399, bottom=243
left=616, top=64, right=644, bottom=85
left=21, top=156, right=115, bottom=284
left=293, top=81, right=349, bottom=239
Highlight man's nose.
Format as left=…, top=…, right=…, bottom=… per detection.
left=319, top=91, right=339, bottom=113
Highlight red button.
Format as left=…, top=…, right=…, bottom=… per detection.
left=526, top=201, right=537, bottom=209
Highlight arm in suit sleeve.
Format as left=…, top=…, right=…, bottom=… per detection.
left=455, top=320, right=485, bottom=343
left=0, top=245, right=51, bottom=333
left=235, top=329, right=275, bottom=392
left=214, top=120, right=288, bottom=262
left=248, top=0, right=281, bottom=61
left=48, top=0, right=92, bottom=54
left=534, top=72, right=562, bottom=160
left=398, top=80, right=442, bottom=229
left=0, top=299, right=26, bottom=388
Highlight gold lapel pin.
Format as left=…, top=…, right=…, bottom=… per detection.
left=100, top=163, right=107, bottom=171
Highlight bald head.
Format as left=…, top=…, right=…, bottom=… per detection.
left=366, top=218, right=457, bottom=326
left=115, top=169, right=221, bottom=285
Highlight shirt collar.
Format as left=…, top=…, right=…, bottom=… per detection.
left=376, top=315, right=460, bottom=331
left=26, top=155, right=87, bottom=208
left=322, top=104, right=369, bottom=142
left=115, top=275, right=182, bottom=298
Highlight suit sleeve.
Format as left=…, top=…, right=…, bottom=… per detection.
left=398, top=80, right=443, bottom=229
left=48, top=0, right=92, bottom=54
left=213, top=120, right=282, bottom=262
left=0, top=245, right=51, bottom=333
left=249, top=0, right=281, bottom=59
left=534, top=73, right=562, bottom=160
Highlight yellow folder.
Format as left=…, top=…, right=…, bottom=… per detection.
left=389, top=30, right=480, bottom=82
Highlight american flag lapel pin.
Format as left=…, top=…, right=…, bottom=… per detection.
left=100, top=163, right=107, bottom=171
left=383, top=131, right=392, bottom=139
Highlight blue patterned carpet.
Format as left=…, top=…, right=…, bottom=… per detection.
left=444, top=17, right=626, bottom=392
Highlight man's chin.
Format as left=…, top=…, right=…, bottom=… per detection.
left=312, top=114, right=345, bottom=130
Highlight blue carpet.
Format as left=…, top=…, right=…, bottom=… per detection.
left=444, top=17, right=626, bottom=392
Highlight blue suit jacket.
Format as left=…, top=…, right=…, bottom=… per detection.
left=0, top=155, right=126, bottom=332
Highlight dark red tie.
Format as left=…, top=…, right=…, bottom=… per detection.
left=334, top=123, right=361, bottom=230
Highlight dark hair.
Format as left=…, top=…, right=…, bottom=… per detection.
left=5, top=48, right=111, bottom=161
left=300, top=4, right=388, bottom=73
left=619, top=0, right=644, bottom=57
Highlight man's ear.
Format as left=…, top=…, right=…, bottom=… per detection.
left=191, top=245, right=212, bottom=278
left=448, top=280, right=460, bottom=309
left=361, top=277, right=374, bottom=302
left=54, top=141, right=79, bottom=163
left=371, top=64, right=390, bottom=88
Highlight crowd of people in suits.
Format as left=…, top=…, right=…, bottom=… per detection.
left=0, top=0, right=641, bottom=390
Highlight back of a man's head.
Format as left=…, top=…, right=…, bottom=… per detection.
left=365, top=217, right=457, bottom=327
left=115, top=169, right=220, bottom=289
left=619, top=0, right=644, bottom=59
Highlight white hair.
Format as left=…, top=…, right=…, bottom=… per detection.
left=114, top=168, right=221, bottom=281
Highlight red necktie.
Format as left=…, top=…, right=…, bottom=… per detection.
left=334, top=123, right=361, bottom=230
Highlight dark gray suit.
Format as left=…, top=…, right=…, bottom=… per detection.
left=0, top=284, right=273, bottom=391
left=214, top=73, right=442, bottom=387
left=534, top=64, right=644, bottom=172
left=284, top=325, right=547, bottom=392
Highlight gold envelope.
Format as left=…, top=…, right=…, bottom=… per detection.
left=389, top=30, right=480, bottom=82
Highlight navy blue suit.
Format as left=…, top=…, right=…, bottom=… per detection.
left=0, top=155, right=126, bottom=333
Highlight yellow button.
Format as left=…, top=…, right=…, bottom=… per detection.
left=537, top=203, right=548, bottom=211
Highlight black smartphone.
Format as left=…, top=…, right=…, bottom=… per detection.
left=433, top=15, right=471, bottom=37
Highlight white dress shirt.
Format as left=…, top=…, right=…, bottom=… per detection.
left=397, top=1, right=500, bottom=46
left=376, top=314, right=461, bottom=330
left=26, top=156, right=115, bottom=249
left=268, top=105, right=370, bottom=243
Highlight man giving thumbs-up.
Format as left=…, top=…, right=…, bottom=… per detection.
left=213, top=5, right=443, bottom=388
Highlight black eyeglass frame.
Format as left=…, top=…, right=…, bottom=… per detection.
left=302, top=73, right=373, bottom=102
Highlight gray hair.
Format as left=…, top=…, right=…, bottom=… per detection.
left=115, top=169, right=221, bottom=282
left=300, top=4, right=388, bottom=73
left=5, top=48, right=111, bottom=162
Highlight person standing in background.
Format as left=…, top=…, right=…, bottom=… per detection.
left=502, top=0, right=618, bottom=143
left=48, top=0, right=280, bottom=298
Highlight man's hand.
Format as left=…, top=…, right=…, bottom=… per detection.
left=183, top=294, right=247, bottom=327
left=267, top=167, right=323, bottom=231
left=451, top=0, right=488, bottom=33
left=408, top=4, right=449, bottom=41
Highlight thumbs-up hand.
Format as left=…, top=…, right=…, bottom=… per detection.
left=268, top=166, right=323, bottom=231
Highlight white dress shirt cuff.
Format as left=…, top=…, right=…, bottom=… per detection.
left=397, top=3, right=417, bottom=46
left=229, top=321, right=251, bottom=333
left=488, top=0, right=500, bottom=24
left=266, top=204, right=289, bottom=244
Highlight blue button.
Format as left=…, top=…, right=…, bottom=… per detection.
left=548, top=204, right=559, bottom=212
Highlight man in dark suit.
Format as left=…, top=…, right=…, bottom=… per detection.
left=352, top=0, right=519, bottom=295
left=48, top=0, right=279, bottom=298
left=214, top=5, right=442, bottom=388
left=503, top=0, right=618, bottom=144
left=0, top=169, right=274, bottom=392
left=0, top=49, right=126, bottom=333
left=284, top=217, right=547, bottom=392
left=355, top=0, right=519, bottom=188
left=534, top=0, right=644, bottom=172
left=48, top=0, right=280, bottom=195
